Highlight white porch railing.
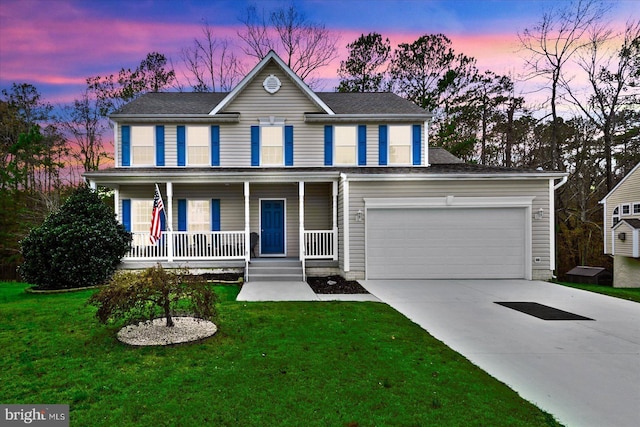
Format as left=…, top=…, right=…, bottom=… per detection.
left=303, top=230, right=337, bottom=260
left=126, top=231, right=246, bottom=260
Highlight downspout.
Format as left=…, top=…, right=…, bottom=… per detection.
left=550, top=175, right=568, bottom=278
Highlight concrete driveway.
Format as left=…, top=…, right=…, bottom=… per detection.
left=360, top=279, right=640, bottom=427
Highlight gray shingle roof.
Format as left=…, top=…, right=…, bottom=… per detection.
left=111, top=91, right=430, bottom=116
left=316, top=92, right=428, bottom=115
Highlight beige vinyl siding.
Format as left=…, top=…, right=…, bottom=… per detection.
left=304, top=183, right=332, bottom=230
left=347, top=179, right=550, bottom=277
left=604, top=166, right=640, bottom=254
left=612, top=222, right=635, bottom=257
left=222, top=62, right=326, bottom=167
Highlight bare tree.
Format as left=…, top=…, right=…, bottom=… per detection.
left=181, top=22, right=245, bottom=92
left=238, top=4, right=339, bottom=87
left=563, top=19, right=640, bottom=191
left=519, top=0, right=609, bottom=170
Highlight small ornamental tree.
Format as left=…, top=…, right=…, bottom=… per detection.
left=89, top=265, right=217, bottom=327
left=19, top=185, right=131, bottom=289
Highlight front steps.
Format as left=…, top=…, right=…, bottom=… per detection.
left=247, top=259, right=304, bottom=282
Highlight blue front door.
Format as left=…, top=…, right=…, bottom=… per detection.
left=261, top=200, right=285, bottom=255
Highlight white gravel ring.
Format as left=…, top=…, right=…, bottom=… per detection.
left=117, top=316, right=217, bottom=346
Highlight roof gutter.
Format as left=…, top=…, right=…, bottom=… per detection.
left=109, top=114, right=240, bottom=123
left=554, top=175, right=568, bottom=190
left=305, top=113, right=432, bottom=123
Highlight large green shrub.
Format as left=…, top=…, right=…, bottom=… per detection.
left=19, top=186, right=131, bottom=289
left=89, top=265, right=217, bottom=327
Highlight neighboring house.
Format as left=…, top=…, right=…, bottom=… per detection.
left=84, top=51, right=567, bottom=282
left=600, top=162, right=640, bottom=288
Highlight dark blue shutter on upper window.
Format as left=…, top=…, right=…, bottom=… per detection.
left=412, top=124, right=421, bottom=165
left=177, top=126, right=186, bottom=166
left=211, top=125, right=220, bottom=166
left=251, top=126, right=260, bottom=166
left=358, top=125, right=367, bottom=166
left=211, top=199, right=221, bottom=231
left=156, top=125, right=165, bottom=166
left=121, top=125, right=130, bottom=166
left=177, top=199, right=187, bottom=231
left=378, top=125, right=388, bottom=166
left=121, top=199, right=131, bottom=231
left=284, top=125, right=294, bottom=166
left=324, top=125, right=333, bottom=166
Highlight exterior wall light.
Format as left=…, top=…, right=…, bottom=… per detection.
left=534, top=208, right=544, bottom=220
left=355, top=210, right=364, bottom=222
left=618, top=232, right=626, bottom=241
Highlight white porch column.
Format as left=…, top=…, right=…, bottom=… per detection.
left=332, top=180, right=338, bottom=261
left=299, top=181, right=305, bottom=260
left=114, top=186, right=120, bottom=223
left=166, top=182, right=173, bottom=262
left=424, top=119, right=430, bottom=166
left=341, top=173, right=350, bottom=272
left=244, top=182, right=250, bottom=261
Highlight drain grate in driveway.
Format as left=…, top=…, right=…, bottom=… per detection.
left=495, top=302, right=594, bottom=321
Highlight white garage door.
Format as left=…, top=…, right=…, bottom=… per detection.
left=366, top=207, right=527, bottom=279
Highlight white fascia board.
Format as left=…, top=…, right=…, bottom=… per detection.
left=210, top=51, right=334, bottom=116
left=363, top=196, right=535, bottom=209
left=345, top=173, right=567, bottom=181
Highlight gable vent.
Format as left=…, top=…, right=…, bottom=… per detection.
left=263, top=74, right=281, bottom=94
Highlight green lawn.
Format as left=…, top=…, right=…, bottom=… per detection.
left=0, top=282, right=561, bottom=427
left=556, top=282, right=640, bottom=303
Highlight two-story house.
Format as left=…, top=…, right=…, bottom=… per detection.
left=600, top=162, right=640, bottom=287
left=84, top=51, right=567, bottom=282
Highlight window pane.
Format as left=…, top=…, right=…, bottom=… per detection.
left=388, top=126, right=411, bottom=164
left=132, top=200, right=153, bottom=233
left=187, top=126, right=209, bottom=166
left=261, top=126, right=283, bottom=165
left=188, top=200, right=210, bottom=232
left=633, top=203, right=640, bottom=214
left=335, top=126, right=356, bottom=164
left=131, top=126, right=154, bottom=165
left=622, top=205, right=630, bottom=215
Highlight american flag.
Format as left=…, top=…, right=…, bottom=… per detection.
left=149, top=184, right=165, bottom=244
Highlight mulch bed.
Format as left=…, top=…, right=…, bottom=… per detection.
left=198, top=273, right=243, bottom=283
left=306, top=275, right=369, bottom=294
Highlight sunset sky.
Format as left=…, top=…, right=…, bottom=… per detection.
left=1, top=0, right=637, bottom=105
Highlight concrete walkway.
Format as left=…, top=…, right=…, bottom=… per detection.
left=361, top=279, right=640, bottom=427
left=236, top=280, right=380, bottom=302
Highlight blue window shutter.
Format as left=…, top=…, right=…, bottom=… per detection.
left=122, top=199, right=131, bottom=231
left=177, top=126, right=186, bottom=166
left=324, top=125, right=333, bottom=166
left=178, top=199, right=187, bottom=231
left=251, top=126, right=260, bottom=166
left=378, top=125, right=388, bottom=166
left=121, top=125, right=130, bottom=166
left=211, top=199, right=221, bottom=231
left=412, top=124, right=421, bottom=165
left=285, top=125, right=294, bottom=166
left=358, top=125, right=367, bottom=166
left=155, top=125, right=165, bottom=166
left=211, top=125, right=220, bottom=166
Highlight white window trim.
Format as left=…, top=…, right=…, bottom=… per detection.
left=388, top=125, right=412, bottom=166
left=186, top=126, right=211, bottom=167
left=334, top=125, right=358, bottom=166
left=259, top=117, right=285, bottom=167
left=621, top=203, right=631, bottom=216
left=130, top=126, right=155, bottom=167
left=632, top=202, right=640, bottom=215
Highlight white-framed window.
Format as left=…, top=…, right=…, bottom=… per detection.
left=621, top=204, right=631, bottom=216
left=131, top=199, right=154, bottom=233
left=388, top=125, right=412, bottom=165
left=261, top=125, right=284, bottom=166
left=613, top=206, right=620, bottom=225
left=188, top=200, right=210, bottom=232
left=633, top=202, right=640, bottom=215
left=131, top=126, right=155, bottom=166
left=334, top=126, right=357, bottom=165
left=187, top=126, right=210, bottom=166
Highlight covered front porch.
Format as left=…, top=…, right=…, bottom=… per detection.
left=88, top=172, right=340, bottom=280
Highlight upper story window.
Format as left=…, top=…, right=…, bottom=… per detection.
left=261, top=125, right=284, bottom=165
left=388, top=125, right=412, bottom=165
left=613, top=206, right=620, bottom=225
left=334, top=126, right=357, bottom=165
left=131, top=126, right=154, bottom=166
left=187, top=126, right=210, bottom=166
left=621, top=204, right=631, bottom=216
left=634, top=202, right=640, bottom=215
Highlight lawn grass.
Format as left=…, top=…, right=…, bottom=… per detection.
left=0, top=282, right=561, bottom=426
left=555, top=281, right=640, bottom=303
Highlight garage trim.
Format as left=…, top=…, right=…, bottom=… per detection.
left=363, top=196, right=535, bottom=280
